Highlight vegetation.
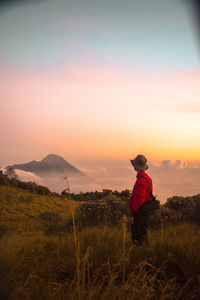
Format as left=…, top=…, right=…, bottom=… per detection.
left=0, top=184, right=77, bottom=233
left=0, top=170, right=60, bottom=197
left=1, top=224, right=200, bottom=299
left=0, top=173, right=200, bottom=299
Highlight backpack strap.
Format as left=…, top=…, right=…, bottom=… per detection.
left=139, top=175, right=153, bottom=196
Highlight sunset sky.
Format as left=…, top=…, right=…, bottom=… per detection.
left=0, top=0, right=200, bottom=200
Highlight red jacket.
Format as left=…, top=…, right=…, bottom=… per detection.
left=129, top=171, right=153, bottom=215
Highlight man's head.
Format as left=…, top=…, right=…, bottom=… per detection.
left=130, top=154, right=148, bottom=172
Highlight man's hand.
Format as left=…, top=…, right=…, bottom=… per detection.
left=122, top=215, right=134, bottom=224
left=127, top=216, right=134, bottom=224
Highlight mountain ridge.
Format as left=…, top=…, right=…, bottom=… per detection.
left=7, top=154, right=86, bottom=178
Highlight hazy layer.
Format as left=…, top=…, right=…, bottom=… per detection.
left=3, top=159, right=200, bottom=203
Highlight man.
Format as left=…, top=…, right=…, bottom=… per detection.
left=129, top=154, right=153, bottom=245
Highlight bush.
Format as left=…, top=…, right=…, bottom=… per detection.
left=0, top=224, right=8, bottom=238
left=36, top=185, right=51, bottom=196
left=39, top=211, right=65, bottom=235
left=5, top=194, right=12, bottom=202
left=0, top=171, right=9, bottom=186
left=74, top=195, right=127, bottom=229
left=19, top=195, right=33, bottom=203
left=148, top=206, right=177, bottom=229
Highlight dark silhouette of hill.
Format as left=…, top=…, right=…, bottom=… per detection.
left=7, top=154, right=86, bottom=178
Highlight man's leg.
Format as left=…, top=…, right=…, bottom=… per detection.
left=131, top=215, right=148, bottom=245
left=139, top=216, right=149, bottom=244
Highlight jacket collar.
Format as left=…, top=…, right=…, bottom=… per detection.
left=136, top=171, right=146, bottom=178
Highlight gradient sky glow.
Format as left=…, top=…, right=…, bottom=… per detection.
left=0, top=0, right=199, bottom=69
left=0, top=0, right=200, bottom=199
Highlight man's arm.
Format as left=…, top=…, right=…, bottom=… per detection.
left=129, top=178, right=146, bottom=214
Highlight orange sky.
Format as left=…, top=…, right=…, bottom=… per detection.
left=1, top=61, right=200, bottom=166
left=1, top=0, right=200, bottom=200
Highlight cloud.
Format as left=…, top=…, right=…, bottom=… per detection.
left=167, top=99, right=200, bottom=114
left=178, top=101, right=200, bottom=114
left=2, top=159, right=200, bottom=204
left=149, top=160, right=200, bottom=201
left=150, top=160, right=188, bottom=169
left=44, top=159, right=200, bottom=204
left=150, top=97, right=200, bottom=116
left=49, top=160, right=200, bottom=204
left=1, top=168, right=45, bottom=186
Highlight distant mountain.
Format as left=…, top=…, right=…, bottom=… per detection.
left=7, top=154, right=86, bottom=178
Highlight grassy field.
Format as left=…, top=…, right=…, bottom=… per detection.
left=0, top=185, right=200, bottom=299
left=0, top=185, right=78, bottom=233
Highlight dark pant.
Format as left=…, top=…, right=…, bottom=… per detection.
left=131, top=215, right=148, bottom=246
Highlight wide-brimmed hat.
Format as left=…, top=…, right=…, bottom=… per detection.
left=130, top=154, right=148, bottom=171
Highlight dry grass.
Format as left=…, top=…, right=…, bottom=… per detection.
left=1, top=224, right=200, bottom=299
left=1, top=185, right=200, bottom=299
left=0, top=185, right=78, bottom=233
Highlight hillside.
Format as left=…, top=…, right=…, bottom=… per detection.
left=0, top=185, right=78, bottom=233
left=1, top=185, right=200, bottom=299
left=1, top=180, right=200, bottom=299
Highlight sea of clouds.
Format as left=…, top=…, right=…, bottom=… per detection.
left=2, top=160, right=200, bottom=203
